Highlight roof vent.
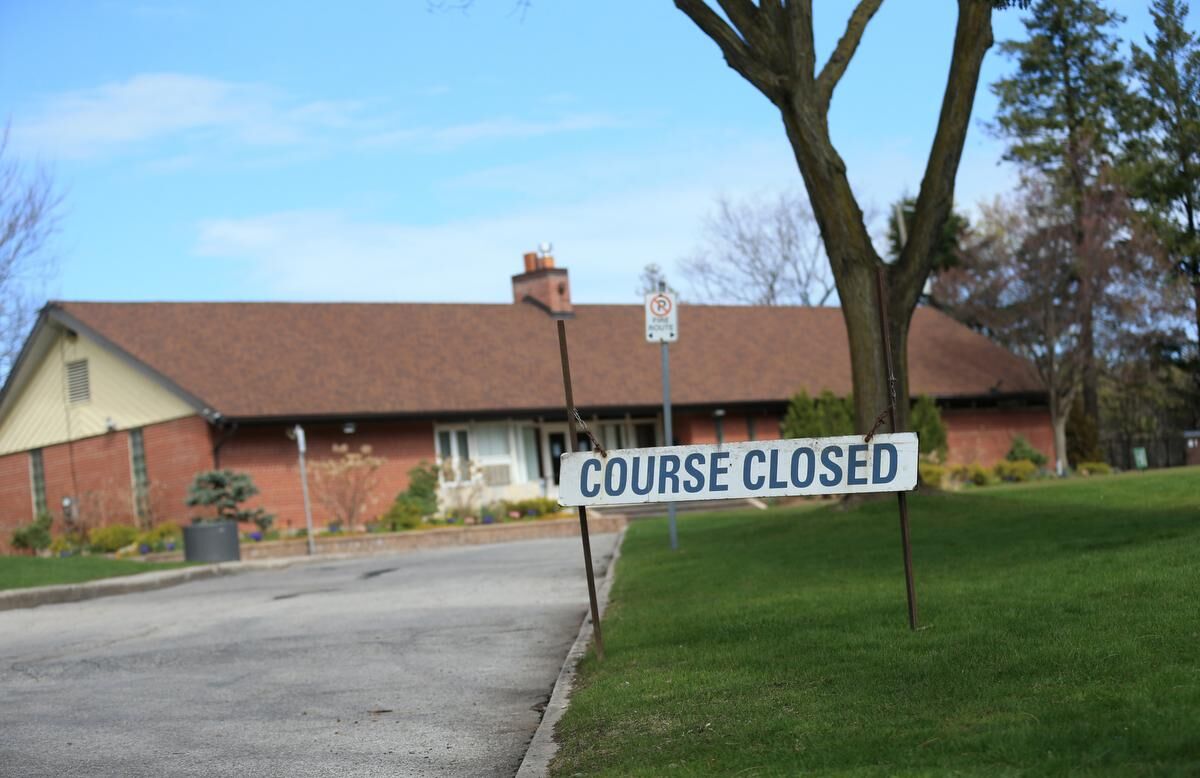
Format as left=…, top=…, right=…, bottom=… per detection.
left=66, top=359, right=90, bottom=404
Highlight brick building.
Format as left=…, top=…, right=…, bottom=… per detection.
left=0, top=255, right=1052, bottom=550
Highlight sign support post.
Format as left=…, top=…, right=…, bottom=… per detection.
left=292, top=424, right=317, bottom=556
left=556, top=319, right=605, bottom=661
left=661, top=340, right=678, bottom=551
left=874, top=267, right=919, bottom=630
left=646, top=282, right=680, bottom=550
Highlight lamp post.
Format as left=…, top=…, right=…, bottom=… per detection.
left=292, top=424, right=316, bottom=555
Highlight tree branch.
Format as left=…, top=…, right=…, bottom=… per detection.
left=815, top=0, right=884, bottom=112
left=894, top=0, right=994, bottom=306
left=675, top=0, right=781, bottom=101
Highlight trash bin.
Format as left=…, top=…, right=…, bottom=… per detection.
left=183, top=521, right=241, bottom=562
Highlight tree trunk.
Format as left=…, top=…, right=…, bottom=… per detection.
left=1051, top=405, right=1068, bottom=476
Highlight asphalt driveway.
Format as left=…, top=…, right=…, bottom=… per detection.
left=0, top=533, right=618, bottom=777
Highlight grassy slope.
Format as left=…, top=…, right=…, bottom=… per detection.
left=553, top=469, right=1200, bottom=776
left=0, top=556, right=189, bottom=591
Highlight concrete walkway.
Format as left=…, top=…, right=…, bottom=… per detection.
left=0, top=533, right=618, bottom=777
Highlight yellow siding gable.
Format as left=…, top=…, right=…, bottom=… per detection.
left=0, top=329, right=197, bottom=456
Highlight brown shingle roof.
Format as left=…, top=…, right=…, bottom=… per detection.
left=56, top=301, right=1042, bottom=419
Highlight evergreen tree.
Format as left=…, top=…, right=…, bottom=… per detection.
left=991, top=0, right=1131, bottom=433
left=1127, top=0, right=1200, bottom=373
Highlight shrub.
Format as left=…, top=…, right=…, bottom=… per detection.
left=11, top=513, right=53, bottom=552
left=405, top=462, right=440, bottom=516
left=132, top=523, right=182, bottom=553
left=379, top=495, right=424, bottom=532
left=186, top=470, right=274, bottom=529
left=1006, top=435, right=1047, bottom=467
left=49, top=535, right=81, bottom=556
left=950, top=463, right=995, bottom=487
left=88, top=524, right=139, bottom=552
left=911, top=395, right=948, bottom=462
left=918, top=463, right=945, bottom=488
left=994, top=459, right=1038, bottom=482
left=782, top=390, right=855, bottom=439
left=1077, top=461, right=1113, bottom=476
left=508, top=497, right=561, bottom=517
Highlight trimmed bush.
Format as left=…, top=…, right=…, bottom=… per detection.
left=950, top=463, right=996, bottom=487
left=918, top=463, right=946, bottom=488
left=911, top=395, right=948, bottom=462
left=12, top=513, right=53, bottom=552
left=782, top=390, right=854, bottom=439
left=133, top=522, right=182, bottom=553
left=1077, top=461, right=1113, bottom=476
left=1006, top=435, right=1047, bottom=467
left=88, top=524, right=139, bottom=553
left=994, top=459, right=1038, bottom=483
left=379, top=495, right=424, bottom=531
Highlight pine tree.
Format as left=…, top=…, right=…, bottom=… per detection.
left=1127, top=0, right=1200, bottom=370
left=991, top=0, right=1131, bottom=434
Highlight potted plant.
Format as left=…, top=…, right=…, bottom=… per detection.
left=183, top=470, right=274, bottom=562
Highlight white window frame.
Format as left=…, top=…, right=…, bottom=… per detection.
left=435, top=424, right=472, bottom=484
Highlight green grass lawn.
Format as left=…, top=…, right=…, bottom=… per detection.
left=553, top=468, right=1200, bottom=776
left=0, top=555, right=190, bottom=591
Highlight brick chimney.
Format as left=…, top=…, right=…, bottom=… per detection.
left=512, top=249, right=572, bottom=317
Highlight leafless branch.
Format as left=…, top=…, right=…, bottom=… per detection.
left=680, top=191, right=834, bottom=307
left=1, top=123, right=62, bottom=380
left=815, top=0, right=884, bottom=111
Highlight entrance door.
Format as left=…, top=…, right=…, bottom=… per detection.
left=546, top=431, right=567, bottom=487
left=542, top=424, right=594, bottom=487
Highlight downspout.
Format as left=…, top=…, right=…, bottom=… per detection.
left=210, top=418, right=237, bottom=469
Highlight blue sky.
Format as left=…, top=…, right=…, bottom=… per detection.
left=0, top=1, right=1181, bottom=305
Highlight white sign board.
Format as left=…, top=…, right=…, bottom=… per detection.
left=645, top=291, right=678, bottom=343
left=559, top=433, right=918, bottom=506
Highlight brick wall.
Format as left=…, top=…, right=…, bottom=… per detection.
left=675, top=411, right=783, bottom=445
left=0, top=451, right=34, bottom=553
left=143, top=415, right=214, bottom=523
left=219, top=420, right=436, bottom=532
left=943, top=407, right=1054, bottom=467
left=41, top=430, right=135, bottom=539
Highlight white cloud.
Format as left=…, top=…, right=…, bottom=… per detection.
left=14, top=72, right=620, bottom=161
left=13, top=73, right=367, bottom=159
left=359, top=113, right=628, bottom=151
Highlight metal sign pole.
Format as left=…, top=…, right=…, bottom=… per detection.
left=556, top=319, right=606, bottom=661
left=875, top=268, right=919, bottom=630
left=661, top=340, right=678, bottom=551
left=293, top=424, right=317, bottom=556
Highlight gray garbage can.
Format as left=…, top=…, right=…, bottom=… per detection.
left=183, top=521, right=241, bottom=562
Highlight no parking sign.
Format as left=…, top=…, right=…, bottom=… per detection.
left=645, top=291, right=677, bottom=342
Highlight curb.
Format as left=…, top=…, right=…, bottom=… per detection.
left=516, top=526, right=626, bottom=778
left=0, top=553, right=346, bottom=612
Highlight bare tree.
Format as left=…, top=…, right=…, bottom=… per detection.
left=637, top=263, right=678, bottom=297
left=680, top=191, right=834, bottom=306
left=311, top=444, right=386, bottom=532
left=935, top=186, right=1082, bottom=472
left=1, top=123, right=61, bottom=380
left=934, top=171, right=1158, bottom=471
left=673, top=1, right=1028, bottom=433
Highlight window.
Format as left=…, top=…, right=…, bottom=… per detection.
left=66, top=359, right=90, bottom=403
left=633, top=422, right=657, bottom=448
left=130, top=429, right=149, bottom=519
left=599, top=422, right=625, bottom=451
left=521, top=427, right=543, bottom=482
left=29, top=450, right=47, bottom=518
left=435, top=426, right=471, bottom=482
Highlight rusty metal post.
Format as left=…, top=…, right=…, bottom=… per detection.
left=876, top=267, right=920, bottom=631
left=557, top=319, right=606, bottom=661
